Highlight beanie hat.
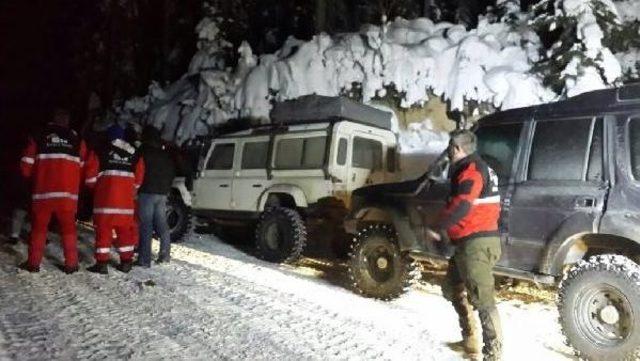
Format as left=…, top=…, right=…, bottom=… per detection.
left=107, top=124, right=125, bottom=142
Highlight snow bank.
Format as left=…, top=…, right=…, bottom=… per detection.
left=122, top=15, right=556, bottom=146
left=237, top=17, right=554, bottom=118
left=617, top=48, right=640, bottom=78
left=615, top=0, right=640, bottom=22
left=556, top=0, right=623, bottom=97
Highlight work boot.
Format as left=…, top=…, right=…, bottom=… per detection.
left=87, top=262, right=109, bottom=275
left=155, top=255, right=170, bottom=264
left=57, top=264, right=79, bottom=274
left=18, top=261, right=39, bottom=273
left=116, top=260, right=133, bottom=273
left=479, top=307, right=503, bottom=361
left=449, top=287, right=480, bottom=355
left=134, top=259, right=151, bottom=268
left=8, top=236, right=20, bottom=245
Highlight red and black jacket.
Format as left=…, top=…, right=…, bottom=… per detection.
left=85, top=139, right=144, bottom=217
left=439, top=153, right=501, bottom=243
left=20, top=123, right=87, bottom=210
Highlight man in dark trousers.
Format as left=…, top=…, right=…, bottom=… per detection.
left=136, top=126, right=177, bottom=267
left=428, top=129, right=503, bottom=361
left=19, top=108, right=88, bottom=273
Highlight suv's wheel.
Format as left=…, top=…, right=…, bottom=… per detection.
left=347, top=224, right=419, bottom=300
left=255, top=207, right=307, bottom=263
left=558, top=254, right=640, bottom=360
left=166, top=191, right=192, bottom=243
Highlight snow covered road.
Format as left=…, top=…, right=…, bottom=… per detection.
left=0, top=232, right=577, bottom=360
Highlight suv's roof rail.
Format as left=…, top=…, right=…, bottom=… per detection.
left=270, top=95, right=393, bottom=131
left=480, top=84, right=640, bottom=126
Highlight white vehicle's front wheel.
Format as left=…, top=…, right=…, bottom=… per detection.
left=255, top=207, right=307, bottom=263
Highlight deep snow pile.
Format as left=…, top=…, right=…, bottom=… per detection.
left=120, top=1, right=637, bottom=158
left=614, top=0, right=640, bottom=21
left=235, top=17, right=555, bottom=117
left=122, top=14, right=557, bottom=145
left=550, top=0, right=623, bottom=97
left=0, top=233, right=575, bottom=360
left=612, top=0, right=640, bottom=79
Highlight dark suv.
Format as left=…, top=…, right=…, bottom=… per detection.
left=344, top=84, right=640, bottom=360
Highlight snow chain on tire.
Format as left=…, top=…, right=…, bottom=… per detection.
left=255, top=207, right=307, bottom=264
left=558, top=254, right=640, bottom=361
left=347, top=223, right=419, bottom=301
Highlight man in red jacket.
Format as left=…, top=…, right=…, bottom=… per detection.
left=428, top=129, right=503, bottom=361
left=20, top=108, right=87, bottom=274
left=84, top=124, right=144, bottom=274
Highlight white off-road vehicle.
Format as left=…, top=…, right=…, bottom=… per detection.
left=167, top=95, right=399, bottom=262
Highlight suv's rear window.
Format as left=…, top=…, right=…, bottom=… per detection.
left=241, top=141, right=269, bottom=169
left=275, top=136, right=327, bottom=169
left=629, top=119, right=640, bottom=179
left=353, top=137, right=382, bottom=170
left=528, top=118, right=592, bottom=181
left=206, top=143, right=235, bottom=170
left=476, top=123, right=522, bottom=184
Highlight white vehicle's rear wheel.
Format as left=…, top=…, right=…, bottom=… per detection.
left=255, top=207, right=307, bottom=263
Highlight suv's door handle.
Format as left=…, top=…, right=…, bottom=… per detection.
left=252, top=184, right=263, bottom=188
left=220, top=184, right=229, bottom=188
left=576, top=197, right=596, bottom=208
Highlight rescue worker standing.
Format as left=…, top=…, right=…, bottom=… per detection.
left=19, top=108, right=87, bottom=273
left=428, top=130, right=503, bottom=360
left=85, top=124, right=144, bottom=274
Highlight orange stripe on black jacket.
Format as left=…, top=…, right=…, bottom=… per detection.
left=439, top=154, right=501, bottom=243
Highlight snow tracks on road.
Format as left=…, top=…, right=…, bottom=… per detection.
left=0, top=236, right=457, bottom=361
left=0, top=234, right=577, bottom=360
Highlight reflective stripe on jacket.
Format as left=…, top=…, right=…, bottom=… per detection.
left=85, top=139, right=144, bottom=215
left=20, top=124, right=87, bottom=210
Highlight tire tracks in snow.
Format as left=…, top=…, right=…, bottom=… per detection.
left=155, top=245, right=457, bottom=361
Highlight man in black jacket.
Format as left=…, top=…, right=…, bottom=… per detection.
left=135, top=126, right=178, bottom=267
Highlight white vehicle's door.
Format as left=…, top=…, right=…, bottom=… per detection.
left=192, top=141, right=237, bottom=211
left=232, top=137, right=272, bottom=211
left=347, top=133, right=386, bottom=191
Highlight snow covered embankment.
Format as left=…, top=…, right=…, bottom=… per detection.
left=125, top=16, right=556, bottom=148
left=1, top=232, right=575, bottom=360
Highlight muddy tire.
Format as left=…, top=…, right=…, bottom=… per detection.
left=255, top=207, right=306, bottom=263
left=347, top=224, right=419, bottom=300
left=166, top=191, right=192, bottom=243
left=558, top=254, right=640, bottom=361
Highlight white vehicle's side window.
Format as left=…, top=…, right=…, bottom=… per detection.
left=337, top=138, right=348, bottom=166
left=352, top=137, right=382, bottom=170
left=275, top=136, right=327, bottom=169
left=241, top=141, right=269, bottom=169
left=206, top=143, right=235, bottom=170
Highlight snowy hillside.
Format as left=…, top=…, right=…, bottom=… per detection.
left=120, top=0, right=639, bottom=154
left=122, top=14, right=554, bottom=144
